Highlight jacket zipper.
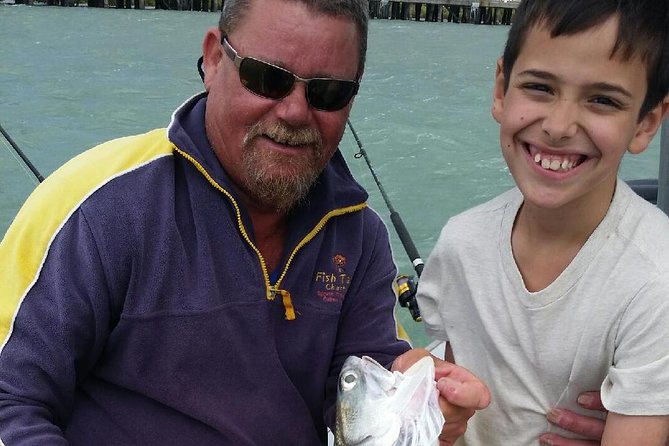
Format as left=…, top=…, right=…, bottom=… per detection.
left=175, top=147, right=367, bottom=320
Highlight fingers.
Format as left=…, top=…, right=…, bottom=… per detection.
left=538, top=391, right=607, bottom=445
left=438, top=419, right=469, bottom=446
left=543, top=408, right=605, bottom=442
left=435, top=362, right=491, bottom=410
left=391, top=349, right=490, bottom=446
left=538, top=432, right=600, bottom=446
left=435, top=396, right=473, bottom=446
left=390, top=348, right=431, bottom=373
left=391, top=349, right=491, bottom=410
left=437, top=391, right=476, bottom=422
left=432, top=361, right=490, bottom=445
left=575, top=391, right=605, bottom=411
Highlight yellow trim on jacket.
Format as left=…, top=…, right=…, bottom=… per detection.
left=0, top=129, right=173, bottom=351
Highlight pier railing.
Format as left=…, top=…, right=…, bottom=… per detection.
left=371, top=0, right=519, bottom=24
left=11, top=0, right=520, bottom=23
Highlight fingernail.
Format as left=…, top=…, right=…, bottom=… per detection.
left=538, top=435, right=553, bottom=446
left=577, top=393, right=593, bottom=406
left=546, top=408, right=563, bottom=424
left=436, top=377, right=457, bottom=396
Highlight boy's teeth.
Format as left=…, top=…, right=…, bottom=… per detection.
left=533, top=151, right=579, bottom=172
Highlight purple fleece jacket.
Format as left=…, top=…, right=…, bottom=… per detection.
left=0, top=93, right=410, bottom=445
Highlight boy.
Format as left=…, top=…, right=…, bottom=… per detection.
left=417, top=0, right=669, bottom=444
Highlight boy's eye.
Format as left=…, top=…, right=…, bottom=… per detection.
left=590, top=96, right=622, bottom=109
left=522, top=83, right=552, bottom=94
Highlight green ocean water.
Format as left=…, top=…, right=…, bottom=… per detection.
left=1, top=5, right=665, bottom=346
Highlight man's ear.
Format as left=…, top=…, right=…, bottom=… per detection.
left=201, top=27, right=224, bottom=91
left=629, top=98, right=669, bottom=154
left=491, top=58, right=506, bottom=124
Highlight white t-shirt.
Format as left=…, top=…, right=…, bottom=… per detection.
left=417, top=179, right=669, bottom=445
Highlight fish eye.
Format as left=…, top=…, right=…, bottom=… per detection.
left=340, top=371, right=358, bottom=391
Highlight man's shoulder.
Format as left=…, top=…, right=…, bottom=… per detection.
left=49, top=128, right=173, bottom=189
left=8, top=129, right=174, bottom=228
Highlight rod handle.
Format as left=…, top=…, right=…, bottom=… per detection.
left=390, top=211, right=424, bottom=277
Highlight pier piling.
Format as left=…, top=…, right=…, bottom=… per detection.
left=28, top=0, right=516, bottom=21
left=368, top=1, right=517, bottom=24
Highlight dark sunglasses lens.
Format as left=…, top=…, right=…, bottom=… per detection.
left=307, top=79, right=358, bottom=111
left=239, top=58, right=294, bottom=99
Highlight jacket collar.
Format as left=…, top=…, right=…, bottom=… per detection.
left=167, top=92, right=369, bottom=234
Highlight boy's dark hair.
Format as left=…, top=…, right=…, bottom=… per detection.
left=502, top=0, right=669, bottom=120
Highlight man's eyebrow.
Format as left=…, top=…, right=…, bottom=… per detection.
left=517, top=69, right=633, bottom=98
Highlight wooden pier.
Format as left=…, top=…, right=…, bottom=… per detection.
left=10, top=0, right=519, bottom=20
left=370, top=0, right=520, bottom=24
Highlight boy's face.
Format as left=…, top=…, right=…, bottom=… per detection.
left=492, top=16, right=667, bottom=212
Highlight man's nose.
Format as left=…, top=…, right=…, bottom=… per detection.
left=273, top=81, right=311, bottom=126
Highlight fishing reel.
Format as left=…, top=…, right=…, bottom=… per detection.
left=395, top=274, right=422, bottom=322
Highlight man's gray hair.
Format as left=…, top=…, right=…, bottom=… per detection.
left=219, top=0, right=369, bottom=78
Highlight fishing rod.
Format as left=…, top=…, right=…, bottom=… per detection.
left=0, top=123, right=44, bottom=183
left=346, top=119, right=423, bottom=321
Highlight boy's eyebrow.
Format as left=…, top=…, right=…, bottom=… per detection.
left=590, top=82, right=633, bottom=99
left=517, top=69, right=634, bottom=99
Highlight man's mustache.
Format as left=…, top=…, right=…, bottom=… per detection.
left=244, top=121, right=322, bottom=150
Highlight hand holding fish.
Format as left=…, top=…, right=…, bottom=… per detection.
left=392, top=349, right=491, bottom=446
left=335, top=348, right=490, bottom=446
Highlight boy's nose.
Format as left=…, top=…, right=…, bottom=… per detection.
left=541, top=99, right=579, bottom=142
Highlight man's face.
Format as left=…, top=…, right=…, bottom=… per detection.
left=202, top=0, right=360, bottom=212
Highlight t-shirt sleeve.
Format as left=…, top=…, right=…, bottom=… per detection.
left=601, top=275, right=669, bottom=415
left=416, top=225, right=451, bottom=342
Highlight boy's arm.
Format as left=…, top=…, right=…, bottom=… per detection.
left=544, top=392, right=669, bottom=446
left=543, top=393, right=669, bottom=446
left=601, top=413, right=669, bottom=446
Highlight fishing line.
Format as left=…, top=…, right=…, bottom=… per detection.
left=0, top=123, right=44, bottom=183
left=346, top=119, right=423, bottom=321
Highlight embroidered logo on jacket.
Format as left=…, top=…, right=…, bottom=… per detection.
left=315, top=254, right=351, bottom=303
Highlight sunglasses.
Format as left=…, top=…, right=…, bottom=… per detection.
left=221, top=36, right=359, bottom=112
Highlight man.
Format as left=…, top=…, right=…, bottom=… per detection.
left=0, top=0, right=489, bottom=444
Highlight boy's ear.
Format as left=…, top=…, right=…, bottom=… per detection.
left=629, top=97, right=669, bottom=154
left=201, top=27, right=224, bottom=92
left=491, top=58, right=506, bottom=124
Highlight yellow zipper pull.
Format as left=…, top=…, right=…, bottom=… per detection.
left=273, top=288, right=296, bottom=321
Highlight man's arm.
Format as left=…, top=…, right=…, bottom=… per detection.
left=323, top=219, right=414, bottom=427
left=0, top=210, right=113, bottom=444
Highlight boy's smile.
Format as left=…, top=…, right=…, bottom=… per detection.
left=491, top=16, right=664, bottom=215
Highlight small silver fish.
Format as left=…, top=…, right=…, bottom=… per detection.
left=335, top=355, right=445, bottom=446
